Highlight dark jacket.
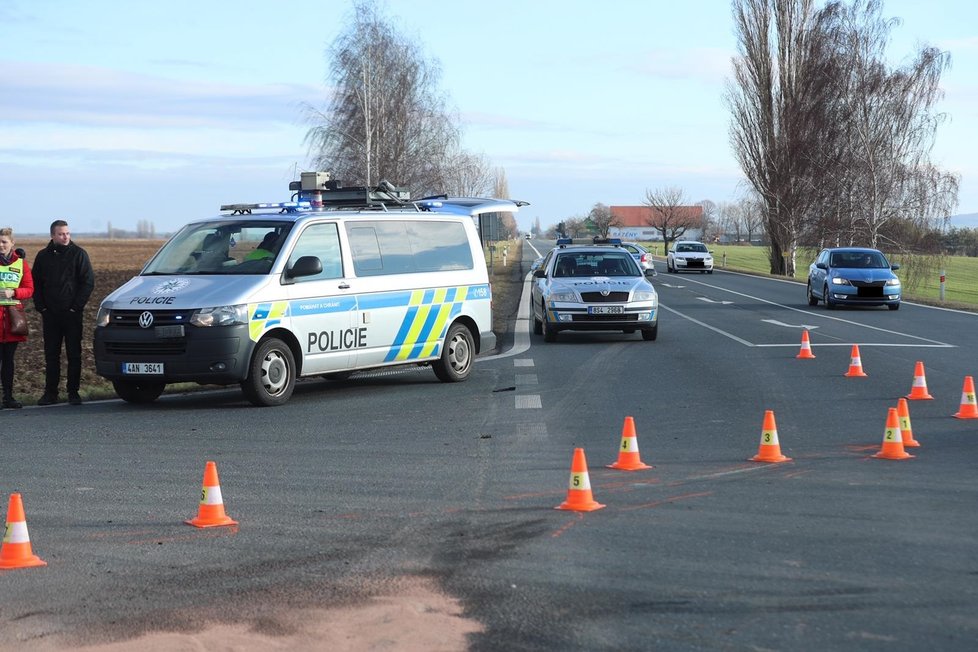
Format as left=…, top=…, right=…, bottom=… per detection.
left=32, top=240, right=95, bottom=313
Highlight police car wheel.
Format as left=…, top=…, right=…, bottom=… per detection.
left=542, top=319, right=557, bottom=342
left=242, top=337, right=296, bottom=406
left=533, top=314, right=543, bottom=335
left=642, top=324, right=658, bottom=341
left=433, top=322, right=474, bottom=382
left=112, top=379, right=165, bottom=404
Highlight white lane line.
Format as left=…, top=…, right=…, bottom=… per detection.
left=658, top=304, right=754, bottom=346
left=516, top=395, right=542, bottom=409
left=516, top=374, right=538, bottom=385
left=514, top=359, right=534, bottom=367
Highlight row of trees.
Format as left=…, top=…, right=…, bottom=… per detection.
left=727, top=0, right=959, bottom=275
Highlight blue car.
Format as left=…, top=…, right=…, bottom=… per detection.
left=807, top=247, right=901, bottom=310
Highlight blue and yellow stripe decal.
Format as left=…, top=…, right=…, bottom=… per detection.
left=384, top=286, right=468, bottom=362
left=248, top=301, right=289, bottom=341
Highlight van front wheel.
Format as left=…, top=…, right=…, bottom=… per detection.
left=432, top=323, right=474, bottom=382
left=242, top=337, right=296, bottom=406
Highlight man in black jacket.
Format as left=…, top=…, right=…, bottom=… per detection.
left=33, top=220, right=95, bottom=406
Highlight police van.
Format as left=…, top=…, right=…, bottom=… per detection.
left=93, top=174, right=526, bottom=406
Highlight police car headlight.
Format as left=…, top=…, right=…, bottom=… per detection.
left=96, top=307, right=111, bottom=327
left=190, top=304, right=248, bottom=327
left=633, top=290, right=656, bottom=302
left=550, top=290, right=577, bottom=302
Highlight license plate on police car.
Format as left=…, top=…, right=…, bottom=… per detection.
left=588, top=306, right=624, bottom=314
left=122, top=362, right=164, bottom=375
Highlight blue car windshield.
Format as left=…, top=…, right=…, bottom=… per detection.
left=830, top=252, right=887, bottom=269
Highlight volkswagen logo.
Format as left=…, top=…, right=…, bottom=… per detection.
left=138, top=311, right=154, bottom=329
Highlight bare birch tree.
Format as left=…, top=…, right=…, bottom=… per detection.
left=304, top=1, right=460, bottom=196
left=589, top=203, right=617, bottom=237
left=643, top=186, right=702, bottom=252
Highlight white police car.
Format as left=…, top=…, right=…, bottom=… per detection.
left=530, top=238, right=658, bottom=342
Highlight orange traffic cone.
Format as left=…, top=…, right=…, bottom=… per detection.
left=0, top=493, right=46, bottom=570
left=185, top=461, right=238, bottom=528
left=556, top=448, right=605, bottom=512
left=750, top=410, right=791, bottom=463
left=796, top=330, right=815, bottom=359
left=844, top=344, right=867, bottom=377
left=953, top=376, right=978, bottom=419
left=906, top=361, right=934, bottom=400
left=896, top=398, right=920, bottom=448
left=607, top=416, right=652, bottom=471
left=872, top=407, right=913, bottom=460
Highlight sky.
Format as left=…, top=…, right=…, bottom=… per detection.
left=2, top=0, right=976, bottom=237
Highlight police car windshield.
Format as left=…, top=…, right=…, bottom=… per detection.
left=553, top=252, right=639, bottom=278
left=142, top=222, right=293, bottom=275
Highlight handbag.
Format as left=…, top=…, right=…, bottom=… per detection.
left=5, top=305, right=28, bottom=337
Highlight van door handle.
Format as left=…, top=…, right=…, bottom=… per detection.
left=338, top=282, right=350, bottom=289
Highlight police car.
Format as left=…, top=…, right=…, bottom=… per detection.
left=530, top=238, right=658, bottom=342
left=94, top=173, right=527, bottom=406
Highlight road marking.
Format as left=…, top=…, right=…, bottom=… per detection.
left=514, top=359, right=534, bottom=367
left=659, top=282, right=685, bottom=288
left=516, top=395, right=541, bottom=409
left=762, top=319, right=819, bottom=329
left=697, top=297, right=733, bottom=304
left=516, top=374, right=538, bottom=385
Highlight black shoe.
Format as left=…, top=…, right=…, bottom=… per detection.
left=38, top=393, right=58, bottom=406
left=2, top=397, right=22, bottom=409
left=68, top=392, right=83, bottom=406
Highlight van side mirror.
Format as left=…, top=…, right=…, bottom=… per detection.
left=285, top=255, right=323, bottom=279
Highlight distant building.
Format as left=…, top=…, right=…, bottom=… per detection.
left=608, top=205, right=705, bottom=241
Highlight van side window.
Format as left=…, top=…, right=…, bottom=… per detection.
left=347, top=220, right=473, bottom=277
left=287, top=223, right=342, bottom=281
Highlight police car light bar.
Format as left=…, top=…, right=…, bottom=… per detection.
left=556, top=238, right=573, bottom=246
left=592, top=237, right=622, bottom=245
left=220, top=201, right=311, bottom=215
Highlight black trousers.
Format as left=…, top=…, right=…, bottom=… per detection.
left=41, top=310, right=84, bottom=394
left=0, top=342, right=17, bottom=397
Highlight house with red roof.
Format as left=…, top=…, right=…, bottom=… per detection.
left=609, top=205, right=705, bottom=241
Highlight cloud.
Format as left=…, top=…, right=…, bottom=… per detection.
left=0, top=60, right=324, bottom=129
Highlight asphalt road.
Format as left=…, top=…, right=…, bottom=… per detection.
left=2, top=242, right=977, bottom=651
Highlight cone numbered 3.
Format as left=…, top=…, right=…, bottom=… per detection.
left=185, top=461, right=238, bottom=528
left=0, top=493, right=46, bottom=570
left=608, top=416, right=652, bottom=471
left=556, top=448, right=605, bottom=512
left=750, top=410, right=791, bottom=463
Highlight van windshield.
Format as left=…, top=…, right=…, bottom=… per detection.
left=142, top=221, right=294, bottom=275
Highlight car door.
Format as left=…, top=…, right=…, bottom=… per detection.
left=810, top=250, right=829, bottom=295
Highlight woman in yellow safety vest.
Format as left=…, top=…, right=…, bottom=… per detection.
left=0, top=227, right=34, bottom=409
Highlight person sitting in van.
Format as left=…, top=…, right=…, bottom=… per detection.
left=245, top=232, right=278, bottom=261
left=194, top=233, right=234, bottom=271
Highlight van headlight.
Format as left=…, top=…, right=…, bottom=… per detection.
left=96, top=307, right=111, bottom=327
left=190, top=304, right=248, bottom=327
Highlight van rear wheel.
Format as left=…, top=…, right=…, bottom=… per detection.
left=242, top=337, right=296, bottom=406
left=113, top=379, right=165, bottom=404
left=432, top=322, right=474, bottom=382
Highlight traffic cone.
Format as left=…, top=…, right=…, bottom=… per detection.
left=953, top=376, right=978, bottom=419
left=796, top=330, right=815, bottom=359
left=556, top=448, right=605, bottom=512
left=896, top=398, right=920, bottom=448
left=750, top=410, right=791, bottom=463
left=844, top=344, right=867, bottom=377
left=0, top=493, right=46, bottom=570
left=872, top=407, right=913, bottom=460
left=607, top=416, right=652, bottom=471
left=185, top=461, right=238, bottom=528
left=906, top=361, right=934, bottom=400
